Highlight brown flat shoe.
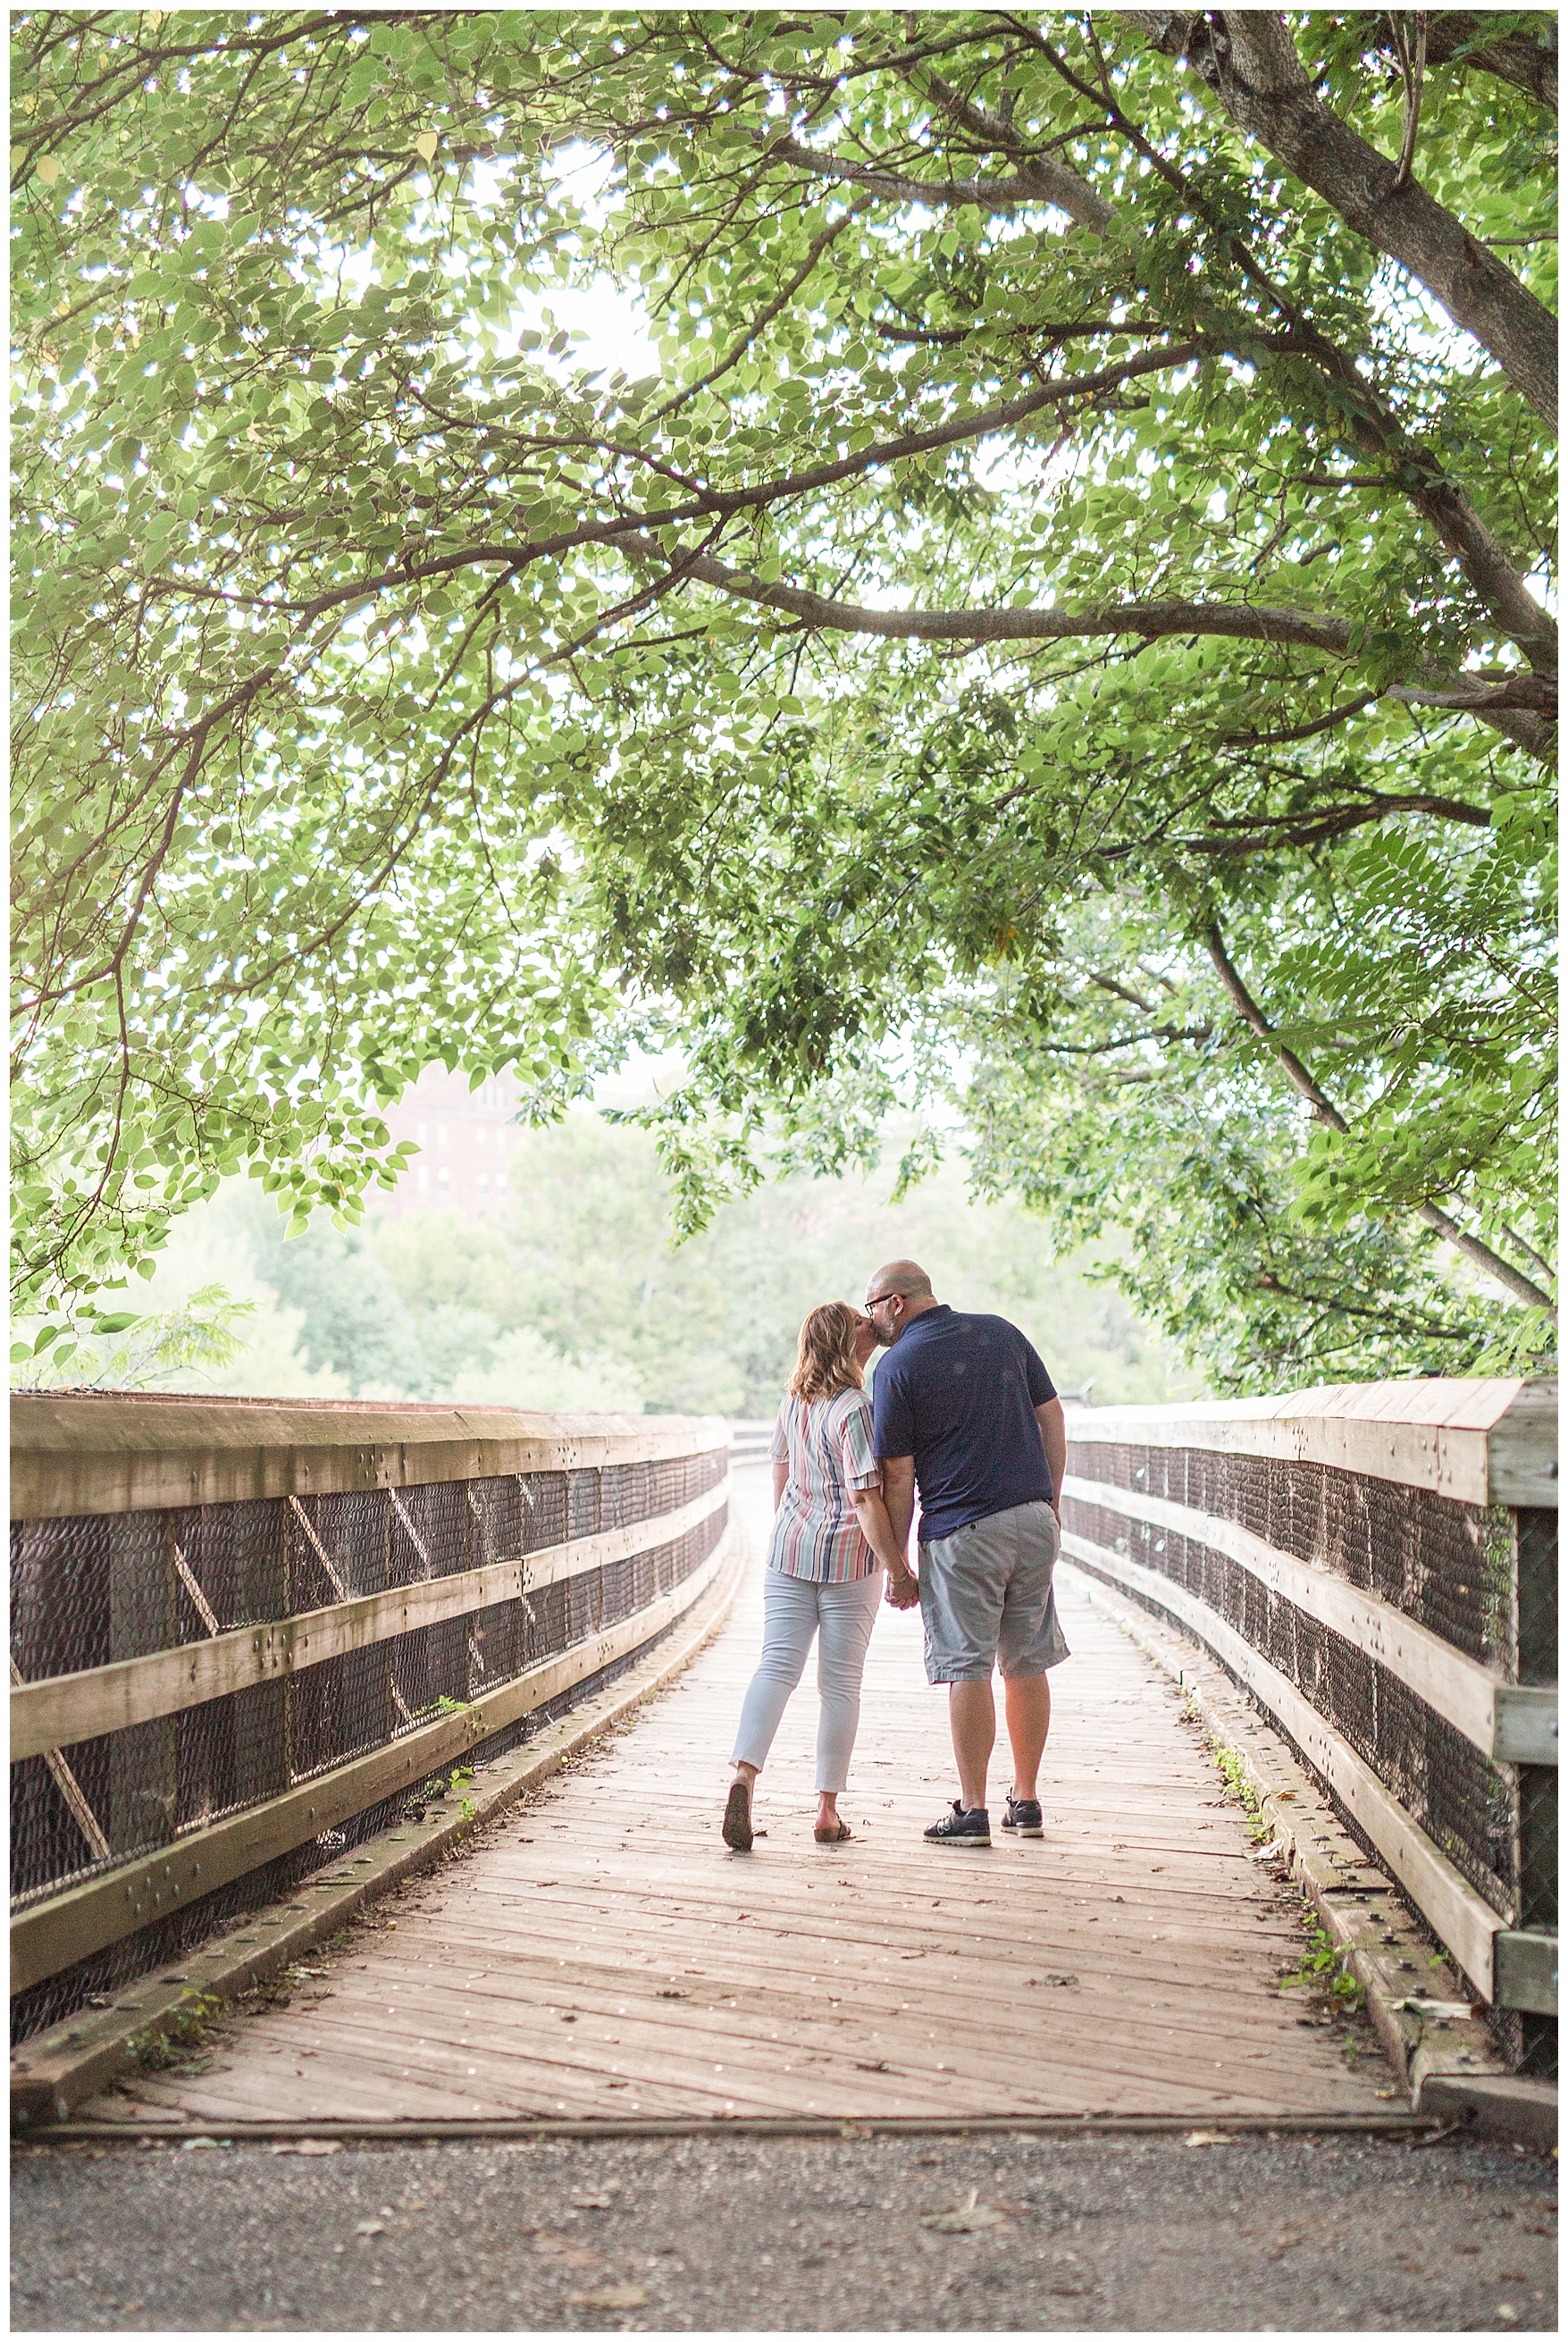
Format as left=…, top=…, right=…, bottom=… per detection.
left=814, top=1820, right=851, bottom=1843
left=723, top=1776, right=753, bottom=1851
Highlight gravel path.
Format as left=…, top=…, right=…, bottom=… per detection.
left=12, top=2129, right=1556, bottom=2331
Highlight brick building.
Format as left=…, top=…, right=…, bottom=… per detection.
left=373, top=1065, right=522, bottom=1223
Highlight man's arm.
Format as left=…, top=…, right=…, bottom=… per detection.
left=882, top=1454, right=917, bottom=1555
left=1036, top=1398, right=1066, bottom=1518
left=876, top=1457, right=919, bottom=1608
left=850, top=1482, right=918, bottom=1599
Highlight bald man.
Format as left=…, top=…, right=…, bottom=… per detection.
left=864, top=1259, right=1069, bottom=1848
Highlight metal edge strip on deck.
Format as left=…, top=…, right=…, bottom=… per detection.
left=9, top=1481, right=731, bottom=1760
left=1059, top=1530, right=1507, bottom=2003
left=1062, top=1475, right=1559, bottom=1767
left=9, top=1530, right=734, bottom=1998
left=23, top=2112, right=1443, bottom=2145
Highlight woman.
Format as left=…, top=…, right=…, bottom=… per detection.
left=723, top=1300, right=918, bottom=1851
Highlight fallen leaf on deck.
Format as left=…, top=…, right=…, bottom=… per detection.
left=355, top=2219, right=385, bottom=2237
left=1184, top=2131, right=1234, bottom=2146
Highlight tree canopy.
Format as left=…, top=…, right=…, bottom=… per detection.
left=12, top=8, right=1556, bottom=1387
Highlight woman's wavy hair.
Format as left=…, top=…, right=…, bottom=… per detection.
left=786, top=1300, right=864, bottom=1403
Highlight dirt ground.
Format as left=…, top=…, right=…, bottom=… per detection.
left=11, top=2126, right=1557, bottom=2331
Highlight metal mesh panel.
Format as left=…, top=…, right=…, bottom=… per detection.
left=1064, top=1434, right=1557, bottom=2079
left=1515, top=1509, right=1558, bottom=1685
left=1518, top=1765, right=1557, bottom=1934
left=11, top=1450, right=727, bottom=2044
left=1069, top=1443, right=1518, bottom=1666
left=1063, top=1490, right=1521, bottom=1921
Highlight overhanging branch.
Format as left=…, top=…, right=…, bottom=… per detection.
left=1203, top=922, right=1556, bottom=1317
left=673, top=550, right=1359, bottom=652
left=1125, top=9, right=1556, bottom=424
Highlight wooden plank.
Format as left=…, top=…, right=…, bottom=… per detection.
left=1060, top=1537, right=1506, bottom=2001
left=1061, top=1473, right=1524, bottom=1762
left=1492, top=1685, right=1560, bottom=1766
left=9, top=1529, right=735, bottom=1995
left=10, top=1391, right=729, bottom=1519
left=10, top=1483, right=729, bottom=1759
left=1487, top=1381, right=1561, bottom=1507
left=196, top=1985, right=1312, bottom=2116
left=8, top=1661, right=111, bottom=1862
left=1068, top=1375, right=1555, bottom=1507
left=1493, top=1930, right=1558, bottom=2015
left=111, top=1493, right=1393, bottom=2126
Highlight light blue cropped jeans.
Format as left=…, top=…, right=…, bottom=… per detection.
left=731, top=1565, right=885, bottom=1793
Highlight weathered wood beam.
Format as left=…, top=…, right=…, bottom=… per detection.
left=9, top=1526, right=734, bottom=1996
left=1062, top=1475, right=1557, bottom=1766
left=9, top=1394, right=728, bottom=1520
left=1059, top=1533, right=1506, bottom=2001
left=11, top=1484, right=729, bottom=1760
left=1068, top=1377, right=1557, bottom=1507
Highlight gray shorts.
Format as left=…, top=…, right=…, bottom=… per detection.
left=918, top=1499, right=1070, bottom=1683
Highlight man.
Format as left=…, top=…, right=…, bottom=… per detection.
left=866, top=1259, right=1069, bottom=1848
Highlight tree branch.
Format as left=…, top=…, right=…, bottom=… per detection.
left=1203, top=921, right=1557, bottom=1316
left=672, top=549, right=1358, bottom=651
left=758, top=133, right=1077, bottom=214
left=908, top=66, right=1119, bottom=231
left=1383, top=676, right=1556, bottom=760
left=1125, top=10, right=1556, bottom=423
left=998, top=19, right=1554, bottom=669
left=650, top=548, right=1553, bottom=754
left=1374, top=12, right=1557, bottom=116
left=650, top=193, right=870, bottom=423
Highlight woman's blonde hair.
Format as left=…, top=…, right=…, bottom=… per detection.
left=787, top=1301, right=864, bottom=1403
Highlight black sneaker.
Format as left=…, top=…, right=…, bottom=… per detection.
left=924, top=1801, right=991, bottom=1848
left=1002, top=1794, right=1044, bottom=1838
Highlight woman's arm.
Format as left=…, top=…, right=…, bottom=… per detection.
left=773, top=1460, right=788, bottom=1510
left=850, top=1482, right=918, bottom=1602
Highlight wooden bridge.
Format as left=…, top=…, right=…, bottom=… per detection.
left=9, top=1380, right=1557, bottom=2144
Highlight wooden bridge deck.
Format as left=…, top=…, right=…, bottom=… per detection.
left=90, top=1473, right=1394, bottom=2125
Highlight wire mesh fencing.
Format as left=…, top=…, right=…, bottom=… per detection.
left=1062, top=1417, right=1556, bottom=2079
left=11, top=1431, right=729, bottom=2045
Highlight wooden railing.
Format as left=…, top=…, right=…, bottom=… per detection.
left=1059, top=1378, right=1557, bottom=2036
left=10, top=1394, right=739, bottom=2029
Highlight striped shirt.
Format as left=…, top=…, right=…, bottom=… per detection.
left=767, top=1388, right=882, bottom=1582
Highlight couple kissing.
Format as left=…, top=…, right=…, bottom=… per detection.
left=722, top=1261, right=1069, bottom=1853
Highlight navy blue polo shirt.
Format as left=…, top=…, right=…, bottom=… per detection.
left=871, top=1305, right=1058, bottom=1542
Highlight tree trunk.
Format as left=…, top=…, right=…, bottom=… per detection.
left=1128, top=11, right=1557, bottom=424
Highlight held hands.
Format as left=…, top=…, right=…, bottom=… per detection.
left=885, top=1566, right=920, bottom=1611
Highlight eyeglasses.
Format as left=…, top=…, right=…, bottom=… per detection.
left=864, top=1291, right=900, bottom=1311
